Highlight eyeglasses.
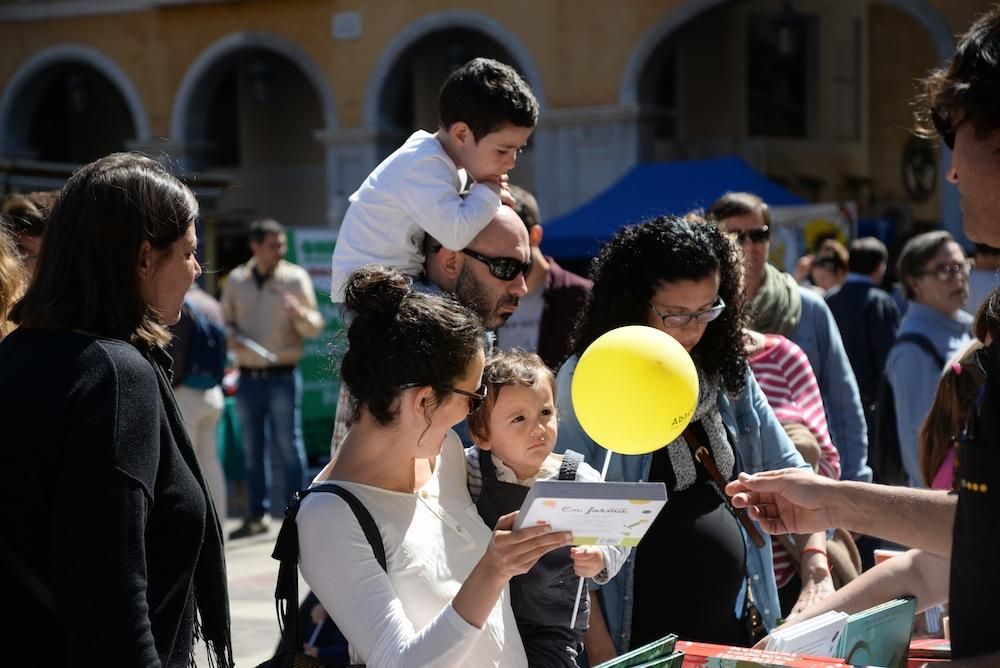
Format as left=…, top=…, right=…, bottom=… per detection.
left=461, top=248, right=532, bottom=282
left=931, top=105, right=965, bottom=150
left=649, top=298, right=727, bottom=328
left=725, top=225, right=770, bottom=245
left=400, top=382, right=489, bottom=414
left=915, top=259, right=973, bottom=282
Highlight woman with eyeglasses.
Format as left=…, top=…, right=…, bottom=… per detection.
left=554, top=216, right=821, bottom=661
left=297, top=264, right=570, bottom=667
left=887, top=230, right=974, bottom=488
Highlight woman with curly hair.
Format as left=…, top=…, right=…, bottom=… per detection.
left=554, top=216, right=825, bottom=661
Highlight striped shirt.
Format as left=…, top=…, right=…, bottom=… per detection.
left=749, top=334, right=841, bottom=588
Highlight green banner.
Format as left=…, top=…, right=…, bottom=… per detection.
left=285, top=228, right=342, bottom=461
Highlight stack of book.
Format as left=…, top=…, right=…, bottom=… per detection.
left=764, top=597, right=917, bottom=668
left=676, top=641, right=846, bottom=667
left=908, top=638, right=950, bottom=666
left=594, top=634, right=682, bottom=668
left=765, top=611, right=849, bottom=657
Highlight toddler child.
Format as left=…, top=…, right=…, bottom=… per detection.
left=330, top=57, right=538, bottom=302
left=465, top=350, right=628, bottom=667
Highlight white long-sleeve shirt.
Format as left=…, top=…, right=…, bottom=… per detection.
left=330, top=130, right=501, bottom=302
left=297, top=431, right=527, bottom=667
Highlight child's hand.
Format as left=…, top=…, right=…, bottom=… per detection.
left=499, top=181, right=516, bottom=208
left=570, top=546, right=606, bottom=578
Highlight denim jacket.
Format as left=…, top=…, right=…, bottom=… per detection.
left=554, top=356, right=809, bottom=653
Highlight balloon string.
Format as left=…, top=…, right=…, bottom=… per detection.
left=569, top=576, right=585, bottom=629
left=600, top=449, right=612, bottom=481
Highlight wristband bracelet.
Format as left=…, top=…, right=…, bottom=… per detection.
left=800, top=547, right=831, bottom=574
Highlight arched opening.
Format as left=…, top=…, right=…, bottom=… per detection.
left=373, top=27, right=537, bottom=192
left=177, top=46, right=327, bottom=277
left=4, top=60, right=136, bottom=164
left=627, top=0, right=951, bottom=240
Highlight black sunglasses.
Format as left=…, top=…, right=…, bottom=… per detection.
left=726, top=225, right=770, bottom=245
left=400, top=382, right=488, bottom=414
left=461, top=248, right=532, bottom=282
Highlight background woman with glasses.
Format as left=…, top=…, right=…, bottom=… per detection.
left=553, top=216, right=822, bottom=662
left=887, top=230, right=974, bottom=488
left=298, top=265, right=570, bottom=667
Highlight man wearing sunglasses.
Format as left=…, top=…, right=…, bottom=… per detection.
left=330, top=207, right=530, bottom=454
left=708, top=192, right=871, bottom=486
left=726, top=9, right=1000, bottom=664
left=424, top=204, right=531, bottom=331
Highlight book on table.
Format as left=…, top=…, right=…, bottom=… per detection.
left=765, top=610, right=849, bottom=656
left=593, top=634, right=677, bottom=668
left=835, top=597, right=917, bottom=668
left=513, top=479, right=667, bottom=546
left=763, top=596, right=917, bottom=668
left=676, top=640, right=846, bottom=667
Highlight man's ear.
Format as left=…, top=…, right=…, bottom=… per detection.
left=449, top=121, right=474, bottom=149
left=437, top=247, right=463, bottom=283
left=529, top=225, right=543, bottom=249
left=136, top=240, right=154, bottom=279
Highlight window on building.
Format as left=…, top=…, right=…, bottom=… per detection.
left=746, top=11, right=818, bottom=138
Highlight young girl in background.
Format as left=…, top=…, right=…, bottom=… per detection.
left=465, top=349, right=628, bottom=667
left=919, top=289, right=1000, bottom=489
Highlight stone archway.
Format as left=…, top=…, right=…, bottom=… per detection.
left=0, top=44, right=149, bottom=162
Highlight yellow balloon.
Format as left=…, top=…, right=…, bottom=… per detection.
left=571, top=325, right=699, bottom=455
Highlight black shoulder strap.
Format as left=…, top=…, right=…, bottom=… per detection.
left=559, top=450, right=584, bottom=480
left=270, top=482, right=387, bottom=654
left=308, top=483, right=386, bottom=570
left=893, top=333, right=947, bottom=367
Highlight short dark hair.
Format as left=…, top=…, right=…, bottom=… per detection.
left=249, top=218, right=285, bottom=244
left=848, top=237, right=889, bottom=275
left=508, top=185, right=540, bottom=229
left=467, top=349, right=554, bottom=445
left=11, top=153, right=197, bottom=347
left=572, top=216, right=749, bottom=395
left=1, top=190, right=59, bottom=237
left=706, top=191, right=772, bottom=228
left=341, top=264, right=485, bottom=426
left=897, top=230, right=955, bottom=300
left=920, top=7, right=1000, bottom=140
left=438, top=58, right=539, bottom=141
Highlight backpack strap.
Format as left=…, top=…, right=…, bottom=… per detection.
left=893, top=333, right=947, bottom=368
left=558, top=450, right=584, bottom=480
left=270, top=483, right=386, bottom=654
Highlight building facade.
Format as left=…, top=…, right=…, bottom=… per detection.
left=0, top=0, right=988, bottom=275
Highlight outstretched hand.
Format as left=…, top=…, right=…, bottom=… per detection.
left=725, top=469, right=838, bottom=535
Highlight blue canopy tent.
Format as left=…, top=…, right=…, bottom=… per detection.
left=541, top=156, right=806, bottom=258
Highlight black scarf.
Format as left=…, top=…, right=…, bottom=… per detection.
left=146, top=346, right=235, bottom=668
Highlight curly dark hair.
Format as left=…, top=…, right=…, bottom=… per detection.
left=918, top=7, right=1000, bottom=141
left=571, top=215, right=749, bottom=395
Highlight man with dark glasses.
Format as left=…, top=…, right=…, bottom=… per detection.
left=425, top=204, right=531, bottom=331
left=708, top=192, right=871, bottom=486
left=330, top=207, right=530, bottom=453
